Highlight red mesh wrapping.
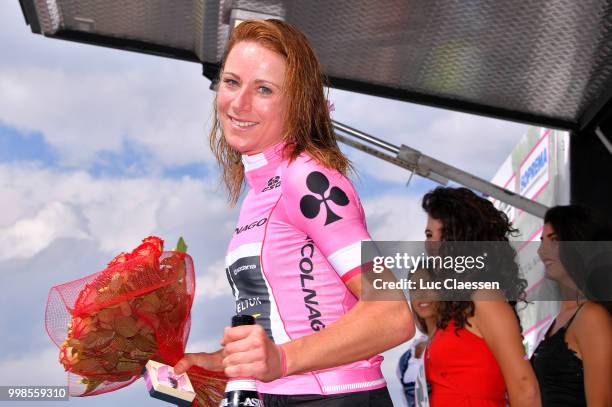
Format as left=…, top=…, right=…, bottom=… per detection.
left=45, top=241, right=227, bottom=406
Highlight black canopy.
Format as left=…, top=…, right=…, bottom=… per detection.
left=19, top=0, right=612, bottom=132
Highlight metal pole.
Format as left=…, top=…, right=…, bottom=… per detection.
left=332, top=120, right=398, bottom=154
left=595, top=126, right=612, bottom=156
left=333, top=120, right=549, bottom=219
left=334, top=133, right=450, bottom=185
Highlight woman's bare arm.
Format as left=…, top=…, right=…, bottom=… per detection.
left=221, top=275, right=414, bottom=381
left=573, top=302, right=612, bottom=407
left=473, top=298, right=541, bottom=407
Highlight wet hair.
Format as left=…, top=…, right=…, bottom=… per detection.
left=210, top=19, right=350, bottom=204
left=544, top=205, right=612, bottom=314
left=421, top=187, right=527, bottom=331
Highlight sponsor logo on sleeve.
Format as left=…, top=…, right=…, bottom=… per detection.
left=299, top=171, right=349, bottom=226
left=299, top=237, right=325, bottom=331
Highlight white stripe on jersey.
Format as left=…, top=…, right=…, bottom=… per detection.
left=322, top=378, right=387, bottom=393
left=226, top=242, right=262, bottom=268
left=242, top=152, right=268, bottom=171
left=327, top=239, right=371, bottom=277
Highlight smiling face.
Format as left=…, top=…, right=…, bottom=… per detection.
left=425, top=216, right=443, bottom=241
left=425, top=215, right=444, bottom=255
left=217, top=41, right=287, bottom=155
left=538, top=222, right=566, bottom=281
left=411, top=294, right=437, bottom=321
left=410, top=268, right=438, bottom=322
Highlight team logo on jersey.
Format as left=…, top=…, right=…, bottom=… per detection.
left=234, top=217, right=267, bottom=235
left=299, top=237, right=325, bottom=331
left=262, top=176, right=281, bottom=192
left=300, top=171, right=349, bottom=225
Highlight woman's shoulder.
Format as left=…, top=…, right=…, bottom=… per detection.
left=569, top=302, right=612, bottom=356
left=280, top=152, right=355, bottom=194
left=573, top=301, right=612, bottom=329
left=282, top=152, right=344, bottom=176
left=471, top=297, right=520, bottom=334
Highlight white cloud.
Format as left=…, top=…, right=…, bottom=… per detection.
left=0, top=163, right=235, bottom=262
left=364, top=193, right=428, bottom=241
left=0, top=185, right=26, bottom=227
left=195, top=259, right=231, bottom=302
left=0, top=1, right=216, bottom=169
left=330, top=88, right=423, bottom=137
left=423, top=111, right=528, bottom=177
left=0, top=201, right=89, bottom=261
left=0, top=64, right=215, bottom=168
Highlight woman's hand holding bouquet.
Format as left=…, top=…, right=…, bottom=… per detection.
left=46, top=236, right=226, bottom=406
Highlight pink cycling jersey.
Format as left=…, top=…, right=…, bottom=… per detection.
left=225, top=142, right=386, bottom=395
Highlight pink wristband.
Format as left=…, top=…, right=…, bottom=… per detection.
left=277, top=344, right=288, bottom=378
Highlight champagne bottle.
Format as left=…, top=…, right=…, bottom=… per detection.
left=220, top=315, right=264, bottom=407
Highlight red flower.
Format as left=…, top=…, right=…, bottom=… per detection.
left=59, top=345, right=79, bottom=369
left=108, top=252, right=132, bottom=267
left=131, top=243, right=161, bottom=259
left=141, top=236, right=164, bottom=252
left=69, top=316, right=95, bottom=339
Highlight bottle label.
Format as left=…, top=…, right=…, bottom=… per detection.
left=224, top=379, right=257, bottom=392
left=220, top=390, right=263, bottom=407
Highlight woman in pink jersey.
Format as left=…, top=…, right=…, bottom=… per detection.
left=174, top=19, right=414, bottom=405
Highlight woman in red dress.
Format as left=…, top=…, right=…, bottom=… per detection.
left=421, top=187, right=540, bottom=407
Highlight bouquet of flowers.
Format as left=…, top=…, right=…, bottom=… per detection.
left=45, top=236, right=226, bottom=406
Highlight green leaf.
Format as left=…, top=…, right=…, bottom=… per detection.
left=174, top=237, right=188, bottom=253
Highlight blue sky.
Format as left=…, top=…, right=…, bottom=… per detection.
left=0, top=2, right=531, bottom=406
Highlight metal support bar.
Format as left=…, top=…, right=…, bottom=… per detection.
left=595, top=126, right=612, bottom=156
left=332, top=121, right=398, bottom=154
left=333, top=120, right=549, bottom=219
left=334, top=133, right=449, bottom=185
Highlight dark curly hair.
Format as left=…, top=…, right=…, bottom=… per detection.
left=544, top=205, right=612, bottom=315
left=421, top=187, right=527, bottom=331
